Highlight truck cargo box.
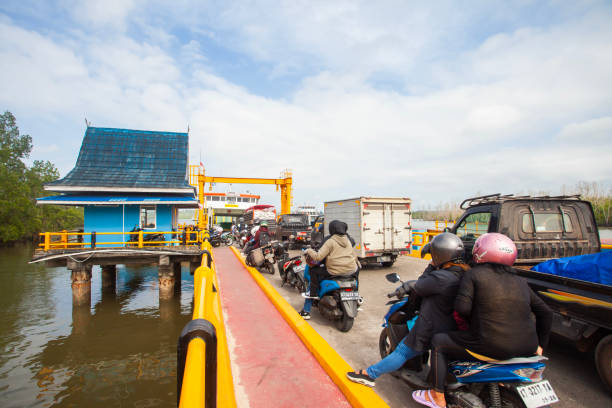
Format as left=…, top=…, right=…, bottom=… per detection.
left=324, top=197, right=412, bottom=267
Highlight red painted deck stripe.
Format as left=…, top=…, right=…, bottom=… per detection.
left=214, top=247, right=351, bottom=408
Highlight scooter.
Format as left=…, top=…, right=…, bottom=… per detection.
left=381, top=272, right=559, bottom=408
left=279, top=254, right=308, bottom=292
left=221, top=231, right=234, bottom=246
left=300, top=261, right=361, bottom=332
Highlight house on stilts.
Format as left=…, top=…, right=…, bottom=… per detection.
left=37, top=126, right=199, bottom=245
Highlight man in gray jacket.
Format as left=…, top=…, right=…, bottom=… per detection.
left=303, top=220, right=359, bottom=300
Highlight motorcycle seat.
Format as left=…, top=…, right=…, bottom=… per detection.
left=466, top=349, right=548, bottom=364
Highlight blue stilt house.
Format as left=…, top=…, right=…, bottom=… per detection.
left=37, top=127, right=198, bottom=245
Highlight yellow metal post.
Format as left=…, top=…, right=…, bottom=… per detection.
left=198, top=168, right=207, bottom=230
left=44, top=232, right=50, bottom=251
left=138, top=230, right=143, bottom=248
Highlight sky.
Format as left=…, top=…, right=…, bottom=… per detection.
left=1, top=0, right=611, bottom=210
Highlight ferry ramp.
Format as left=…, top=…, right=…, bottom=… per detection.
left=209, top=246, right=388, bottom=408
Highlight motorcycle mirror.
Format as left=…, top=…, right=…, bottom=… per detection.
left=385, top=273, right=401, bottom=283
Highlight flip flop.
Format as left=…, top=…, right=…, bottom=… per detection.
left=412, top=389, right=446, bottom=408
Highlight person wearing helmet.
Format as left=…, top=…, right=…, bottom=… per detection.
left=252, top=221, right=270, bottom=249
left=301, top=220, right=359, bottom=301
left=347, top=232, right=468, bottom=388
left=413, top=233, right=553, bottom=408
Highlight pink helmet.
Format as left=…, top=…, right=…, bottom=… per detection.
left=472, top=233, right=517, bottom=266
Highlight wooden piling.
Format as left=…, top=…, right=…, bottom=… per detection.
left=101, top=264, right=117, bottom=291
left=68, top=260, right=92, bottom=307
left=158, top=255, right=175, bottom=299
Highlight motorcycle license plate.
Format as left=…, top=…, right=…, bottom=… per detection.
left=340, top=291, right=360, bottom=301
left=516, top=380, right=559, bottom=408
left=294, top=264, right=306, bottom=272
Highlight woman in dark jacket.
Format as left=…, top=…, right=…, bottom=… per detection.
left=413, top=233, right=553, bottom=408
left=347, top=233, right=468, bottom=387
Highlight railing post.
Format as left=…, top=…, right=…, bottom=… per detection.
left=138, top=230, right=144, bottom=248
left=91, top=231, right=96, bottom=249
left=44, top=232, right=50, bottom=251
left=61, top=230, right=68, bottom=249
left=177, top=319, right=217, bottom=407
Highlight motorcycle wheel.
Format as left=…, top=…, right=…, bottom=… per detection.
left=479, top=385, right=526, bottom=408
left=334, top=313, right=354, bottom=332
left=379, top=329, right=392, bottom=359
left=277, top=261, right=286, bottom=279
left=265, top=263, right=275, bottom=275
left=296, top=277, right=306, bottom=293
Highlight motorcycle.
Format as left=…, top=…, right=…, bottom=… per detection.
left=301, top=260, right=361, bottom=332
left=381, top=272, right=559, bottom=408
left=128, top=226, right=166, bottom=246
left=279, top=254, right=308, bottom=293
left=209, top=230, right=224, bottom=247
left=246, top=240, right=279, bottom=274
left=221, top=231, right=234, bottom=246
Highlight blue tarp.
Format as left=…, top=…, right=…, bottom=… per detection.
left=532, top=251, right=612, bottom=286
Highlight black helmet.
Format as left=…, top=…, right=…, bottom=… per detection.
left=329, top=220, right=348, bottom=235
left=421, top=232, right=464, bottom=267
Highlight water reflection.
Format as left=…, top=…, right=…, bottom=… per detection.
left=0, top=244, right=193, bottom=408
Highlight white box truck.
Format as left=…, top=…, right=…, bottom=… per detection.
left=323, top=197, right=412, bottom=267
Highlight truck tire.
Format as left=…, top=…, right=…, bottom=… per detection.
left=595, top=334, right=612, bottom=393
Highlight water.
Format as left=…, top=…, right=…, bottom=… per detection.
left=0, top=244, right=193, bottom=407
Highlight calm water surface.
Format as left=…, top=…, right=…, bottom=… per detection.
left=0, top=244, right=193, bottom=407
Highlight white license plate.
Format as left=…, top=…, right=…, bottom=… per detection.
left=379, top=256, right=391, bottom=262
left=516, top=380, right=559, bottom=408
left=340, top=291, right=360, bottom=300
left=294, top=264, right=306, bottom=272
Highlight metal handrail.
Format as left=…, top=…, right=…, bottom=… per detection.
left=38, top=228, right=205, bottom=250
left=178, top=240, right=236, bottom=408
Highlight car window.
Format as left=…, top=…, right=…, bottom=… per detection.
left=522, top=212, right=573, bottom=233
left=456, top=212, right=491, bottom=241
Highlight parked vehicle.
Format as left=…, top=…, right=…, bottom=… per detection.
left=381, top=272, right=558, bottom=408
left=302, top=262, right=361, bottom=332
left=128, top=226, right=166, bottom=246
left=310, top=215, right=324, bottom=248
left=323, top=197, right=412, bottom=267
left=221, top=231, right=234, bottom=246
left=278, top=255, right=308, bottom=293
left=246, top=240, right=279, bottom=274
left=209, top=230, right=224, bottom=247
left=243, top=204, right=277, bottom=230
left=274, top=213, right=311, bottom=249
left=449, top=193, right=612, bottom=391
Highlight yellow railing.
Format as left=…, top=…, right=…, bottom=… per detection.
left=178, top=239, right=236, bottom=408
left=38, top=228, right=203, bottom=250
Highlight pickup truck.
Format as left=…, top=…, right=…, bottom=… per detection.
left=274, top=213, right=311, bottom=249
left=449, top=194, right=612, bottom=392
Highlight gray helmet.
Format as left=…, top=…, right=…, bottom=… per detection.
left=421, top=232, right=465, bottom=267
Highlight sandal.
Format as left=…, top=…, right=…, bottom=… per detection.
left=412, top=389, right=446, bottom=408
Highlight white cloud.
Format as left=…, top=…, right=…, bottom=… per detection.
left=1, top=2, right=611, bottom=211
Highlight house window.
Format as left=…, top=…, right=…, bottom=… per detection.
left=140, top=205, right=157, bottom=229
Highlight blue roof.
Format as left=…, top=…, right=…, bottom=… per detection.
left=37, top=194, right=198, bottom=207
left=46, top=127, right=193, bottom=192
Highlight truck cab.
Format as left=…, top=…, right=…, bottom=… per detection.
left=451, top=194, right=601, bottom=265
left=275, top=213, right=311, bottom=249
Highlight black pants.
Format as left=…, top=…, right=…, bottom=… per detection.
left=309, top=266, right=359, bottom=297
left=430, top=333, right=475, bottom=393
left=308, top=266, right=333, bottom=297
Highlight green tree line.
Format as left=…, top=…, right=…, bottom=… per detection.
left=0, top=111, right=83, bottom=244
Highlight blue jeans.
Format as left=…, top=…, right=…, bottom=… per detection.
left=366, top=336, right=421, bottom=379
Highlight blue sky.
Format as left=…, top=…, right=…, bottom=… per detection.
left=1, top=1, right=611, bottom=210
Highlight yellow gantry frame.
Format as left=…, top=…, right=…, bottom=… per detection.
left=190, top=166, right=293, bottom=229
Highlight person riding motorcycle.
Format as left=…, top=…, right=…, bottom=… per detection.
left=252, top=221, right=270, bottom=249
left=413, top=233, right=553, bottom=408
left=301, top=220, right=358, bottom=300
left=346, top=232, right=468, bottom=387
